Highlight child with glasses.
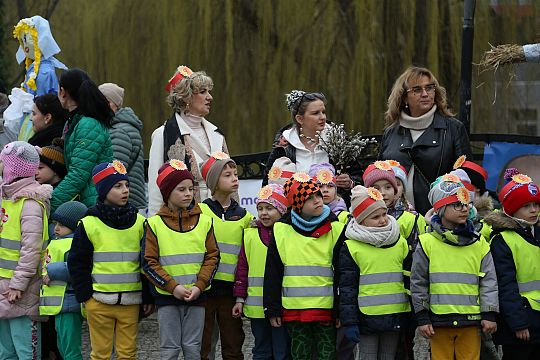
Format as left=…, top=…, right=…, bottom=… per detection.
left=411, top=174, right=499, bottom=359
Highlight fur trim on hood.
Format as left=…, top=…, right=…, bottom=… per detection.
left=483, top=211, right=521, bottom=231
left=474, top=194, right=494, bottom=218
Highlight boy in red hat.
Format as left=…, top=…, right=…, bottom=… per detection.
left=485, top=168, right=540, bottom=358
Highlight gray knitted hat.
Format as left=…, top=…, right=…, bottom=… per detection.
left=51, top=201, right=88, bottom=231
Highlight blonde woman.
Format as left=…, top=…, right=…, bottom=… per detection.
left=148, top=67, right=230, bottom=216
left=379, top=66, right=471, bottom=215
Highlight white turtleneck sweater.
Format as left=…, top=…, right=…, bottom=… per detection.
left=399, top=105, right=437, bottom=142
left=182, top=111, right=211, bottom=151
left=398, top=105, right=437, bottom=207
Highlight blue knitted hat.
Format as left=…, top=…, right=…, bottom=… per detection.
left=92, top=160, right=129, bottom=201
left=51, top=201, right=88, bottom=231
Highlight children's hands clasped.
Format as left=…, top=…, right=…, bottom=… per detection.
left=6, top=289, right=23, bottom=304
left=173, top=284, right=201, bottom=302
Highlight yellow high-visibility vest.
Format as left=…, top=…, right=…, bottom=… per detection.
left=243, top=227, right=267, bottom=318
left=274, top=221, right=344, bottom=310
left=83, top=214, right=145, bottom=293
left=146, top=213, right=213, bottom=295
left=40, top=237, right=73, bottom=315
left=345, top=236, right=411, bottom=315
left=419, top=232, right=489, bottom=315
left=0, top=199, right=48, bottom=279
left=199, top=203, right=252, bottom=282
left=501, top=230, right=540, bottom=311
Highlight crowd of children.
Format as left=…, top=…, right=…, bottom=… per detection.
left=1, top=137, right=540, bottom=360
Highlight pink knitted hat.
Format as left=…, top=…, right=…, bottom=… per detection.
left=256, top=184, right=288, bottom=215
left=0, top=141, right=40, bottom=184
left=363, top=161, right=398, bottom=195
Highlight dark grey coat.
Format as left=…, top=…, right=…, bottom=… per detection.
left=109, top=107, right=146, bottom=209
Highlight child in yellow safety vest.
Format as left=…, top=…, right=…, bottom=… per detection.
left=40, top=201, right=88, bottom=360
left=68, top=160, right=154, bottom=359
left=232, top=183, right=291, bottom=359
left=411, top=174, right=499, bottom=360
left=0, top=141, right=52, bottom=359
left=199, top=152, right=253, bottom=359
left=264, top=173, right=345, bottom=360
left=338, top=185, right=410, bottom=359
left=308, top=163, right=350, bottom=224
left=142, top=159, right=219, bottom=360
left=485, top=169, right=540, bottom=358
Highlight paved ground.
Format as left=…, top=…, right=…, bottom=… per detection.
left=81, top=313, right=256, bottom=359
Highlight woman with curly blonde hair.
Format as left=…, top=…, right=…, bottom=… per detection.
left=147, top=66, right=230, bottom=215
left=379, top=66, right=472, bottom=215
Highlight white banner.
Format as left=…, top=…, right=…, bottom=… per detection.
left=237, top=179, right=263, bottom=216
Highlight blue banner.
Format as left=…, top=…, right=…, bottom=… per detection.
left=483, top=141, right=540, bottom=191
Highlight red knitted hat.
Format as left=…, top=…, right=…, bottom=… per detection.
left=453, top=155, right=488, bottom=192
left=498, top=170, right=540, bottom=216
left=157, top=160, right=194, bottom=203
left=283, top=172, right=321, bottom=212
left=362, top=161, right=398, bottom=194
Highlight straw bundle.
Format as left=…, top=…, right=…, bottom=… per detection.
left=478, top=44, right=526, bottom=71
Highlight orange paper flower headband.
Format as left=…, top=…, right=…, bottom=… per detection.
left=201, top=152, right=231, bottom=180
left=93, top=160, right=126, bottom=183
left=453, top=155, right=488, bottom=181
left=157, top=159, right=189, bottom=187
left=352, top=187, right=383, bottom=219
left=268, top=167, right=295, bottom=181
left=433, top=187, right=471, bottom=210
left=314, top=169, right=336, bottom=185
left=166, top=65, right=194, bottom=93
left=257, top=185, right=288, bottom=206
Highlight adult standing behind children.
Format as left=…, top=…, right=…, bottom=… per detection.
left=143, top=160, right=219, bottom=360
left=0, top=141, right=53, bottom=358
left=148, top=66, right=231, bottom=216
left=51, top=68, right=113, bottom=213
left=99, top=82, right=146, bottom=211
left=379, top=66, right=472, bottom=215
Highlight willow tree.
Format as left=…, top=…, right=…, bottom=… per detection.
left=1, top=0, right=537, bottom=154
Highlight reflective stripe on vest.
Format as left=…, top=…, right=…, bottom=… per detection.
left=40, top=237, right=73, bottom=315
left=83, top=214, right=145, bottom=293
left=199, top=203, right=252, bottom=282
left=346, top=236, right=411, bottom=315
left=0, top=199, right=48, bottom=279
left=274, top=221, right=344, bottom=310
left=501, top=230, right=540, bottom=311
left=147, top=213, right=212, bottom=295
left=419, top=232, right=489, bottom=315
left=243, top=227, right=268, bottom=318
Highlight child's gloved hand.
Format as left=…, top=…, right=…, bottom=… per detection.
left=344, top=325, right=360, bottom=343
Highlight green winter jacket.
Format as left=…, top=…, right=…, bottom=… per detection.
left=51, top=113, right=112, bottom=213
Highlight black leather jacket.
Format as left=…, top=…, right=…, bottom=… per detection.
left=379, top=112, right=472, bottom=215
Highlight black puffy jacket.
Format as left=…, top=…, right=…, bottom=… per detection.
left=379, top=112, right=472, bottom=215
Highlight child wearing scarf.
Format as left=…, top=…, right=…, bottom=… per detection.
left=339, top=185, right=410, bottom=359
left=263, top=173, right=345, bottom=360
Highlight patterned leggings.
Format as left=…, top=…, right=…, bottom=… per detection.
left=287, top=321, right=336, bottom=360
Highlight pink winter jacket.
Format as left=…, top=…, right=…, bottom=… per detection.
left=0, top=177, right=52, bottom=320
